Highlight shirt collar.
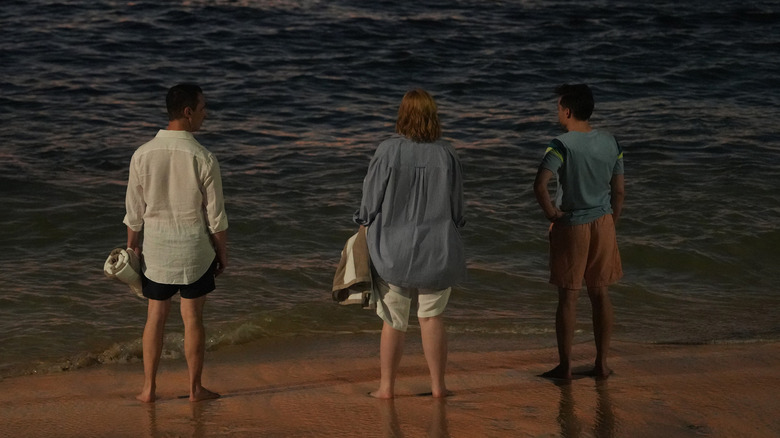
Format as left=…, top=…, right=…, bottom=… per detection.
left=155, top=129, right=195, bottom=140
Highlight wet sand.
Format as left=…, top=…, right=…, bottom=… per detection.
left=1, top=336, right=778, bottom=437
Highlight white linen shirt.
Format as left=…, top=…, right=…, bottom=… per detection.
left=124, top=130, right=228, bottom=284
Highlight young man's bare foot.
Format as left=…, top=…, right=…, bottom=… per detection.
left=540, top=364, right=572, bottom=380
left=190, top=387, right=220, bottom=402
left=370, top=389, right=394, bottom=399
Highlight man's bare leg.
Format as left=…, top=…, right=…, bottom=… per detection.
left=420, top=315, right=451, bottom=397
left=137, top=298, right=172, bottom=403
left=542, top=287, right=580, bottom=380
left=181, top=295, right=220, bottom=402
left=587, top=286, right=614, bottom=379
left=371, top=322, right=405, bottom=399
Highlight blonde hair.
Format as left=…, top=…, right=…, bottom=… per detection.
left=395, top=89, right=442, bottom=143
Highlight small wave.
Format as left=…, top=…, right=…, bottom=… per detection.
left=648, top=338, right=780, bottom=346
left=448, top=325, right=556, bottom=336
left=2, top=338, right=144, bottom=378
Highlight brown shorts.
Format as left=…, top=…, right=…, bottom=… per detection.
left=549, top=214, right=623, bottom=290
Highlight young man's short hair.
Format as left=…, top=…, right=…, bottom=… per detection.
left=555, top=83, right=594, bottom=121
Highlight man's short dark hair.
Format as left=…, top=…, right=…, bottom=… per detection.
left=166, top=83, right=202, bottom=121
left=555, top=84, right=594, bottom=121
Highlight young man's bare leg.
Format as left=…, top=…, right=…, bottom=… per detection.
left=542, top=287, right=580, bottom=379
left=587, top=286, right=613, bottom=379
left=181, top=295, right=219, bottom=402
left=137, top=298, right=172, bottom=403
left=371, top=322, right=406, bottom=399
left=420, top=315, right=451, bottom=397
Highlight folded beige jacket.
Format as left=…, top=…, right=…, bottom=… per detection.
left=332, top=227, right=374, bottom=309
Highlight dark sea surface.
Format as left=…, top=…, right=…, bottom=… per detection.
left=1, top=0, right=778, bottom=377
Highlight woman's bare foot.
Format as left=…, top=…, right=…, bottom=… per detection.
left=190, top=387, right=220, bottom=402
left=136, top=391, right=155, bottom=403
left=370, top=389, right=394, bottom=399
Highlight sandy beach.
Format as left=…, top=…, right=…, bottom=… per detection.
left=1, top=336, right=778, bottom=437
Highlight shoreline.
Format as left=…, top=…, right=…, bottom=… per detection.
left=1, top=336, right=778, bottom=437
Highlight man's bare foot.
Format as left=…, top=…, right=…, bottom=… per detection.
left=540, top=364, right=572, bottom=380
left=190, top=387, right=220, bottom=402
left=432, top=389, right=453, bottom=398
left=584, top=366, right=613, bottom=380
left=370, top=389, right=394, bottom=399
left=136, top=391, right=155, bottom=403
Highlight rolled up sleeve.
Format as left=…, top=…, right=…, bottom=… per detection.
left=353, top=149, right=391, bottom=226
left=202, top=155, right=229, bottom=234
left=123, top=155, right=145, bottom=232
left=613, top=139, right=624, bottom=175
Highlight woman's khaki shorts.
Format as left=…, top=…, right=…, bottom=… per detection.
left=374, top=275, right=451, bottom=332
left=549, top=214, right=623, bottom=290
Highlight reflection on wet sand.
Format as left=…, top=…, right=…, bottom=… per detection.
left=142, top=403, right=157, bottom=438
left=142, top=398, right=219, bottom=438
left=594, top=381, right=616, bottom=437
left=378, top=397, right=451, bottom=438
left=556, top=382, right=583, bottom=437
left=555, top=380, right=616, bottom=438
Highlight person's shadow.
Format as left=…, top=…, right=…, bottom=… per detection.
left=554, top=380, right=615, bottom=438
left=378, top=397, right=451, bottom=438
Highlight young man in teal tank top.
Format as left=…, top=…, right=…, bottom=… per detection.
left=534, top=84, right=625, bottom=380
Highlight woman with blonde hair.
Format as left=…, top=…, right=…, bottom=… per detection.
left=354, top=89, right=467, bottom=399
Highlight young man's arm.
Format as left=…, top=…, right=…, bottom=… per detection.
left=534, top=167, right=565, bottom=222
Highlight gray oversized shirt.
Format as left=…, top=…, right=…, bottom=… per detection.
left=354, top=134, right=467, bottom=290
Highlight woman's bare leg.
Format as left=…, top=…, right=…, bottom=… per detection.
left=371, top=322, right=406, bottom=399
left=420, top=315, right=450, bottom=397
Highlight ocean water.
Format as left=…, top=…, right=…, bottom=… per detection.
left=1, top=0, right=779, bottom=377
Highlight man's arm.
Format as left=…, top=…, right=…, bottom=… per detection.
left=210, top=230, right=228, bottom=277
left=534, top=167, right=565, bottom=222
left=127, top=227, right=142, bottom=258
left=610, top=174, right=625, bottom=225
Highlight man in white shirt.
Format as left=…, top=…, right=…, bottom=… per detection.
left=125, top=83, right=228, bottom=403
